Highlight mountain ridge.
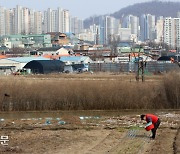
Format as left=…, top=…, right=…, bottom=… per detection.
left=112, top=1, right=180, bottom=18
left=84, top=1, right=180, bottom=28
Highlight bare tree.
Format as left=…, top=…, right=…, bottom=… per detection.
left=108, top=34, right=120, bottom=56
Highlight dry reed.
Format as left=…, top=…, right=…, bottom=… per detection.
left=0, top=72, right=179, bottom=111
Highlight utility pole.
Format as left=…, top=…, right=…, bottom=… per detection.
left=136, top=45, right=141, bottom=82
left=141, top=60, right=145, bottom=82
left=136, top=45, right=145, bottom=82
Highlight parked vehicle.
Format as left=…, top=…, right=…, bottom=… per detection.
left=72, top=64, right=89, bottom=73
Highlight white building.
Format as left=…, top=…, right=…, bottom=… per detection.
left=22, top=8, right=29, bottom=34
left=0, top=7, right=17, bottom=35
left=118, top=28, right=132, bottom=41
left=4, top=9, right=11, bottom=35
left=122, top=15, right=139, bottom=38
left=78, top=29, right=96, bottom=42
left=29, top=9, right=35, bottom=34
left=164, top=17, right=176, bottom=48
left=104, top=16, right=119, bottom=44
left=43, top=8, right=57, bottom=33
left=62, top=10, right=70, bottom=33
left=34, top=11, right=42, bottom=34
left=14, top=5, right=22, bottom=34
left=51, top=10, right=57, bottom=32
left=130, top=15, right=139, bottom=37
left=47, top=8, right=52, bottom=33
left=0, top=6, right=5, bottom=36
left=0, top=7, right=14, bottom=35
left=156, top=17, right=164, bottom=43
left=57, top=8, right=63, bottom=32
left=175, top=18, right=180, bottom=49
left=36, top=47, right=69, bottom=56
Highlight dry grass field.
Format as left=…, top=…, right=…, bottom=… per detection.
left=0, top=72, right=179, bottom=111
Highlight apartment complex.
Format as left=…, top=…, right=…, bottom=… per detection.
left=98, top=16, right=120, bottom=45
left=140, top=14, right=156, bottom=41
left=0, top=5, right=84, bottom=36
left=1, top=5, right=180, bottom=50
left=83, top=14, right=180, bottom=50
left=163, top=17, right=180, bottom=49
left=122, top=15, right=139, bottom=37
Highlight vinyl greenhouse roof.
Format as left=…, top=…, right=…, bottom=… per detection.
left=6, top=57, right=49, bottom=63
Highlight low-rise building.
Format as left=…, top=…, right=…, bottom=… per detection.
left=60, top=56, right=92, bottom=65
left=0, top=34, right=52, bottom=49
left=47, top=32, right=70, bottom=46
left=60, top=56, right=92, bottom=73
left=31, top=47, right=69, bottom=57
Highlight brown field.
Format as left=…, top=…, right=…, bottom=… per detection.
left=0, top=72, right=179, bottom=111
left=0, top=110, right=179, bottom=154
left=0, top=72, right=179, bottom=153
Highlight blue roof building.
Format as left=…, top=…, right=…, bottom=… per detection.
left=60, top=56, right=92, bottom=65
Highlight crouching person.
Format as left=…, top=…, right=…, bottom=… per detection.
left=140, top=114, right=161, bottom=139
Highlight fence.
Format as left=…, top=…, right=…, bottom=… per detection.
left=89, top=62, right=179, bottom=73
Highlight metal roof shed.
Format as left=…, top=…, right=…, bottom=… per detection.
left=0, top=57, right=49, bottom=71
left=60, top=56, right=92, bottom=64
left=24, top=60, right=64, bottom=74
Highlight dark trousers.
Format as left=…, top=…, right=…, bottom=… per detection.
left=151, top=119, right=161, bottom=138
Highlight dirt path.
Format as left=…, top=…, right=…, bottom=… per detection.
left=0, top=128, right=176, bottom=154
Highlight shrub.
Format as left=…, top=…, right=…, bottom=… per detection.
left=163, top=72, right=180, bottom=109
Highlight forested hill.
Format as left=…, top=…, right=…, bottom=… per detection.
left=112, top=1, right=180, bottom=18
left=84, top=1, right=180, bottom=28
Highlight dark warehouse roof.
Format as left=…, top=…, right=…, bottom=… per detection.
left=24, top=60, right=64, bottom=74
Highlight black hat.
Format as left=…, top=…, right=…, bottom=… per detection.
left=140, top=114, right=145, bottom=120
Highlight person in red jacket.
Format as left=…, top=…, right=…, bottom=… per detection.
left=140, top=114, right=161, bottom=139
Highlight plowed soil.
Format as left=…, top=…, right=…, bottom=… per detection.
left=0, top=111, right=179, bottom=154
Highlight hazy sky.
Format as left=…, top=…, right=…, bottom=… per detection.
left=0, top=0, right=178, bottom=19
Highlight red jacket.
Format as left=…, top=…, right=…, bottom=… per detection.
left=145, top=114, right=158, bottom=124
